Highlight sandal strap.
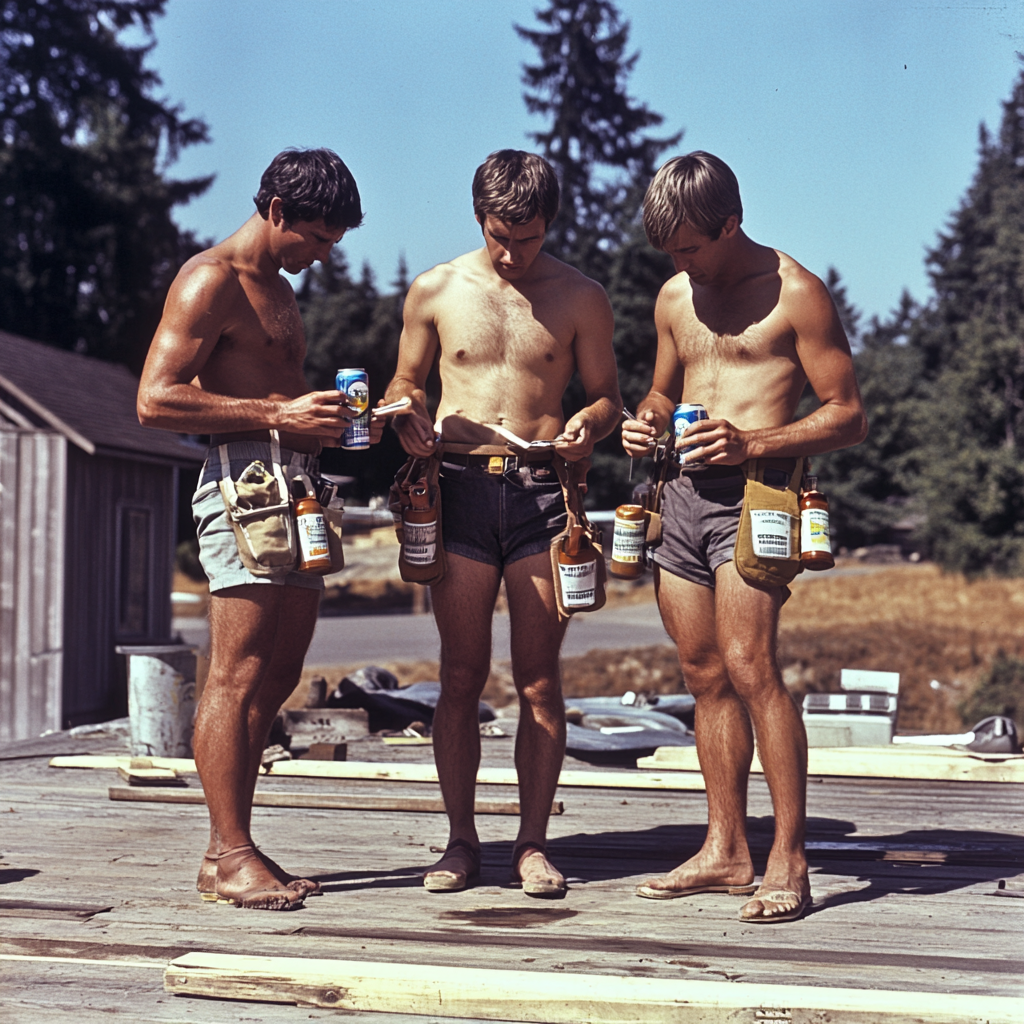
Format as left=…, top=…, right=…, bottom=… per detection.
left=444, top=837, right=481, bottom=863
left=511, top=840, right=547, bottom=866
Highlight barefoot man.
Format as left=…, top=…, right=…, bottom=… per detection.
left=138, top=149, right=372, bottom=909
left=622, top=152, right=867, bottom=923
left=384, top=150, right=621, bottom=896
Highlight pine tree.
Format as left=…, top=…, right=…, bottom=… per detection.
left=0, top=0, right=211, bottom=368
left=908, top=63, right=1024, bottom=573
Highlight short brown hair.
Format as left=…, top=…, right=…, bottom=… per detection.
left=254, top=148, right=363, bottom=230
left=643, top=152, right=743, bottom=248
left=472, top=150, right=559, bottom=228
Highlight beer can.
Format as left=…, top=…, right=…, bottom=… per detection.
left=336, top=368, right=370, bottom=450
left=672, top=403, right=708, bottom=465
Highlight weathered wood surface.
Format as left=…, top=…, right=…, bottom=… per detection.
left=639, top=744, right=1024, bottom=783
left=163, top=950, right=1023, bottom=1023
left=108, top=785, right=563, bottom=816
left=3, top=729, right=1023, bottom=1023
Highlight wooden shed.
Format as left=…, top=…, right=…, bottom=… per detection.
left=0, top=330, right=205, bottom=741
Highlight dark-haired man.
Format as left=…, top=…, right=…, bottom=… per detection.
left=138, top=148, right=373, bottom=910
left=622, top=152, right=867, bottom=922
left=384, top=150, right=621, bottom=896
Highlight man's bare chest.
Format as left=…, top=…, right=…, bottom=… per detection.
left=218, top=281, right=306, bottom=364
left=674, top=305, right=793, bottom=369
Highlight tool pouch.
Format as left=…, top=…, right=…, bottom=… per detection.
left=734, top=457, right=805, bottom=587
left=640, top=442, right=674, bottom=548
left=217, top=429, right=298, bottom=577
left=389, top=452, right=445, bottom=586
left=549, top=457, right=607, bottom=622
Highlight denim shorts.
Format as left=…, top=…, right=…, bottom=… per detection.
left=193, top=441, right=325, bottom=594
left=439, top=457, right=567, bottom=568
left=652, top=466, right=745, bottom=589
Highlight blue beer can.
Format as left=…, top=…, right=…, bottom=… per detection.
left=336, top=368, right=370, bottom=450
left=672, top=403, right=708, bottom=465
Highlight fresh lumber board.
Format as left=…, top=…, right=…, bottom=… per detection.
left=52, top=756, right=707, bottom=791
left=637, top=745, right=1024, bottom=783
left=108, top=786, right=562, bottom=815
left=163, top=951, right=1024, bottom=1023
left=116, top=766, right=180, bottom=785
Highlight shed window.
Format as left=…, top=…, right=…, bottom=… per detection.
left=118, top=506, right=151, bottom=636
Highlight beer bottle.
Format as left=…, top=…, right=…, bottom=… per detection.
left=800, top=475, right=835, bottom=571
left=402, top=480, right=438, bottom=568
left=295, top=494, right=332, bottom=574
left=557, top=525, right=599, bottom=609
left=610, top=504, right=645, bottom=578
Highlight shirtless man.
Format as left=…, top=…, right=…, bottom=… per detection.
left=138, top=148, right=373, bottom=910
left=385, top=150, right=621, bottom=896
left=622, top=152, right=867, bottom=923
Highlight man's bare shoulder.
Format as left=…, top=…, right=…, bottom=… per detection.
left=654, top=270, right=692, bottom=313
left=405, top=258, right=467, bottom=310
left=169, top=248, right=245, bottom=313
left=774, top=250, right=830, bottom=307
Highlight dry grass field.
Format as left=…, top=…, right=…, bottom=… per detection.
left=284, top=563, right=1023, bottom=734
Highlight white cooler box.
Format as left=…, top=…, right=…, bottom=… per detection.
left=802, top=669, right=899, bottom=747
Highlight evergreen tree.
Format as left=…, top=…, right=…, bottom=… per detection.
left=0, top=0, right=211, bottom=368
left=517, top=0, right=680, bottom=507
left=908, top=64, right=1024, bottom=573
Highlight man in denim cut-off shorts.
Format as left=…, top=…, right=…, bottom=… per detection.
left=384, top=151, right=622, bottom=896
left=138, top=149, right=380, bottom=910
left=622, top=152, right=867, bottom=923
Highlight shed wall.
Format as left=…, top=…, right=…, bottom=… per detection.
left=62, top=448, right=176, bottom=727
left=0, top=428, right=66, bottom=742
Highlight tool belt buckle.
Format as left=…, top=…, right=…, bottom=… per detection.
left=487, top=456, right=505, bottom=475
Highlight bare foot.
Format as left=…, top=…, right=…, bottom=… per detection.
left=208, top=845, right=305, bottom=910
left=423, top=839, right=480, bottom=892
left=197, top=848, right=320, bottom=897
left=637, top=850, right=755, bottom=899
left=512, top=844, right=565, bottom=897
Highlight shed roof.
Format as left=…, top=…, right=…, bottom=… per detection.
left=0, top=330, right=204, bottom=464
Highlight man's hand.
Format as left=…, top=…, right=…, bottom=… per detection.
left=622, top=410, right=661, bottom=458
left=677, top=417, right=750, bottom=466
left=392, top=399, right=436, bottom=458
left=277, top=390, right=357, bottom=442
left=554, top=412, right=594, bottom=462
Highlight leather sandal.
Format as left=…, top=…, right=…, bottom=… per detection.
left=510, top=841, right=566, bottom=898
left=423, top=838, right=481, bottom=892
left=208, top=844, right=306, bottom=910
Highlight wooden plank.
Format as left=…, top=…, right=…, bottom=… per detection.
left=52, top=756, right=707, bottom=791
left=116, top=766, right=180, bottom=785
left=107, top=786, right=561, bottom=816
left=163, top=951, right=1024, bottom=1023
left=638, top=745, right=1024, bottom=783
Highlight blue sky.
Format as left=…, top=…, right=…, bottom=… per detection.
left=145, top=0, right=1023, bottom=328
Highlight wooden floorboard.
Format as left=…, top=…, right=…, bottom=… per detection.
left=0, top=730, right=1021, bottom=1021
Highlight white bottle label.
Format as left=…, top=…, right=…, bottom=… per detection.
left=297, top=512, right=329, bottom=561
left=404, top=518, right=437, bottom=565
left=558, top=558, right=597, bottom=607
left=749, top=509, right=794, bottom=559
left=612, top=518, right=645, bottom=563
left=801, top=507, right=831, bottom=553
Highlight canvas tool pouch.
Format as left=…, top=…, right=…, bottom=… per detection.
left=389, top=451, right=445, bottom=586
left=217, top=429, right=297, bottom=577
left=641, top=441, right=674, bottom=547
left=549, top=457, right=607, bottom=622
left=734, top=456, right=805, bottom=587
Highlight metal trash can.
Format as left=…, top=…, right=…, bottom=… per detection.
left=115, top=644, right=198, bottom=758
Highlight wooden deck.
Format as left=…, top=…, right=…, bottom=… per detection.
left=1, top=726, right=1021, bottom=1022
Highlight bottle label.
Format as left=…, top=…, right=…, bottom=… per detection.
left=404, top=518, right=437, bottom=565
left=297, top=512, right=330, bottom=562
left=558, top=559, right=597, bottom=607
left=612, top=518, right=645, bottom=562
left=801, top=508, right=831, bottom=553
left=749, top=510, right=794, bottom=559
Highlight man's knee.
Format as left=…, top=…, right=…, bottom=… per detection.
left=677, top=651, right=730, bottom=700
left=720, top=639, right=783, bottom=699
left=441, top=660, right=489, bottom=703
left=515, top=670, right=562, bottom=713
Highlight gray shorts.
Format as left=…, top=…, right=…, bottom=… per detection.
left=652, top=466, right=745, bottom=589
left=438, top=456, right=567, bottom=568
left=193, top=441, right=325, bottom=594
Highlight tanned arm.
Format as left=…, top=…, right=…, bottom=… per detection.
left=137, top=259, right=354, bottom=441
left=555, top=279, right=622, bottom=462
left=384, top=273, right=441, bottom=458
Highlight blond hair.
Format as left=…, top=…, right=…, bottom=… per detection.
left=643, top=152, right=742, bottom=248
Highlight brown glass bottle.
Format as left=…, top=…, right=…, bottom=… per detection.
left=295, top=495, right=332, bottom=573
left=800, top=475, right=835, bottom=571
left=610, top=504, right=645, bottom=578
left=557, top=525, right=599, bottom=609
left=402, top=480, right=438, bottom=568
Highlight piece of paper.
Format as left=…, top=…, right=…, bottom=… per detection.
left=484, top=423, right=558, bottom=449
